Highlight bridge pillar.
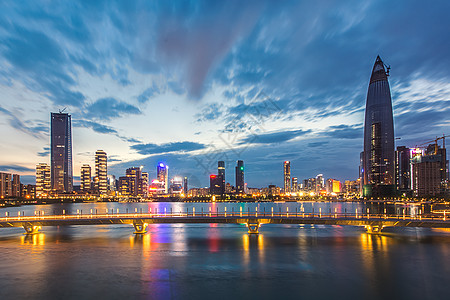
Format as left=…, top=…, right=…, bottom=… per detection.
left=23, top=224, right=41, bottom=235
left=365, top=225, right=384, bottom=234
left=133, top=222, right=148, bottom=234
left=247, top=223, right=259, bottom=234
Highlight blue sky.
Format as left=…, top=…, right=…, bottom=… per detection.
left=0, top=0, right=449, bottom=188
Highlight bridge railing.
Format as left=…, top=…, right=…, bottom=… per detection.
left=0, top=211, right=447, bottom=223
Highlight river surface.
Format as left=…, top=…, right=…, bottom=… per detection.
left=0, top=202, right=449, bottom=300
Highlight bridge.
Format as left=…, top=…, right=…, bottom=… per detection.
left=0, top=209, right=448, bottom=235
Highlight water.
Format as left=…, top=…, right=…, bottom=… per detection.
left=0, top=202, right=449, bottom=300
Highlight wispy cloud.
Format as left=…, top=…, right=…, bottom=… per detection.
left=131, top=141, right=206, bottom=155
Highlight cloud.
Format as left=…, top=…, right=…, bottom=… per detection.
left=0, top=164, right=34, bottom=172
left=84, top=98, right=141, bottom=121
left=137, top=85, right=161, bottom=103
left=1, top=25, right=85, bottom=106
left=0, top=106, right=46, bottom=139
left=155, top=0, right=265, bottom=99
left=74, top=119, right=141, bottom=143
left=131, top=141, right=207, bottom=155
left=324, top=124, right=363, bottom=140
left=37, top=146, right=50, bottom=157
left=239, top=129, right=311, bottom=145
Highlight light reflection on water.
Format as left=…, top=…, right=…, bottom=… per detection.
left=0, top=202, right=449, bottom=299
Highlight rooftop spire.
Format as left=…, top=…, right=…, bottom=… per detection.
left=370, top=55, right=388, bottom=84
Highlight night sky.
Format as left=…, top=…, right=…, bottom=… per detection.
left=0, top=1, right=449, bottom=188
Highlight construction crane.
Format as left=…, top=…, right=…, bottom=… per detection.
left=59, top=107, right=67, bottom=114
left=416, top=134, right=447, bottom=155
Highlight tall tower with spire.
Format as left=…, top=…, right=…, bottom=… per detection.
left=362, top=56, right=395, bottom=197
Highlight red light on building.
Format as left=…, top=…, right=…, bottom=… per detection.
left=210, top=175, right=216, bottom=178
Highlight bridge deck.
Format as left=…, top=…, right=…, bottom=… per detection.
left=0, top=213, right=448, bottom=233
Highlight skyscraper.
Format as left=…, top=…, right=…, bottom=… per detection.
left=218, top=161, right=225, bottom=195
left=126, top=166, right=142, bottom=196
left=12, top=174, right=20, bottom=197
left=183, top=176, right=188, bottom=195
left=315, top=174, right=324, bottom=192
left=141, top=172, right=148, bottom=197
left=51, top=112, right=73, bottom=193
left=396, top=146, right=411, bottom=192
left=283, top=161, right=291, bottom=193
left=80, top=164, right=91, bottom=192
left=210, top=175, right=223, bottom=195
left=0, top=172, right=12, bottom=198
left=235, top=160, right=244, bottom=194
left=292, top=177, right=298, bottom=193
left=95, top=150, right=107, bottom=195
left=362, top=56, right=395, bottom=197
left=36, top=163, right=51, bottom=197
left=157, top=163, right=169, bottom=194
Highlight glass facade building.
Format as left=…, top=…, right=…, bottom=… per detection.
left=362, top=56, right=395, bottom=197
left=51, top=112, right=73, bottom=193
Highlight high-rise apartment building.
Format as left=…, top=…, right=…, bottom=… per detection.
left=315, top=174, right=324, bottom=192
left=292, top=177, right=298, bottom=193
left=362, top=56, right=395, bottom=197
left=107, top=175, right=117, bottom=192
left=0, top=172, right=12, bottom=198
left=95, top=150, right=107, bottom=195
left=411, top=144, right=448, bottom=197
left=80, top=164, right=91, bottom=192
left=235, top=160, right=244, bottom=194
left=12, top=174, right=20, bottom=197
left=157, top=163, right=169, bottom=194
left=218, top=161, right=225, bottom=195
left=284, top=161, right=291, bottom=193
left=141, top=172, right=148, bottom=197
left=210, top=175, right=223, bottom=195
left=126, top=166, right=142, bottom=196
left=36, top=163, right=51, bottom=197
left=51, top=112, right=73, bottom=193
left=183, top=177, right=188, bottom=195
left=396, top=146, right=411, bottom=192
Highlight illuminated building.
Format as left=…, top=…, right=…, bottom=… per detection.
left=126, top=167, right=142, bottom=196
left=315, top=174, right=324, bottom=192
left=107, top=175, right=116, bottom=192
left=0, top=172, right=12, bottom=198
left=183, top=177, right=188, bottom=195
left=12, top=174, right=20, bottom=197
left=268, top=185, right=280, bottom=196
left=80, top=164, right=91, bottom=192
left=149, top=180, right=165, bottom=195
left=51, top=112, right=73, bottom=193
left=344, top=180, right=359, bottom=197
left=332, top=180, right=342, bottom=193
left=141, top=172, right=148, bottom=197
left=218, top=161, right=225, bottom=194
left=235, top=160, right=244, bottom=193
left=362, top=56, right=395, bottom=197
left=95, top=150, right=107, bottom=195
left=35, top=163, right=51, bottom=197
left=210, top=175, right=223, bottom=195
left=326, top=178, right=333, bottom=194
left=396, top=146, right=411, bottom=193
left=157, top=163, right=169, bottom=194
left=118, top=176, right=130, bottom=195
left=284, top=161, right=291, bottom=193
left=292, top=177, right=298, bottom=193
left=225, top=182, right=233, bottom=194
left=21, top=184, right=35, bottom=198
left=169, top=177, right=183, bottom=195
left=411, top=144, right=448, bottom=197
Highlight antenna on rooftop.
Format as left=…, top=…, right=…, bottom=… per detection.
left=59, top=107, right=67, bottom=114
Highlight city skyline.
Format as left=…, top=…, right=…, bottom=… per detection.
left=0, top=1, right=449, bottom=188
